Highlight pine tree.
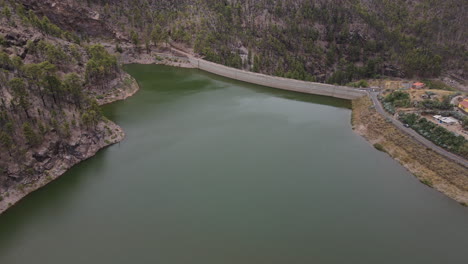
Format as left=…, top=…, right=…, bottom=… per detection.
left=22, top=122, right=39, bottom=146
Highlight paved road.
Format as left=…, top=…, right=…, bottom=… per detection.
left=368, top=91, right=468, bottom=168
left=172, top=45, right=467, bottom=168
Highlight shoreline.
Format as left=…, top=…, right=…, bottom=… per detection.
left=1, top=57, right=466, bottom=215
left=0, top=73, right=140, bottom=215
left=166, top=47, right=468, bottom=204
left=352, top=96, right=468, bottom=206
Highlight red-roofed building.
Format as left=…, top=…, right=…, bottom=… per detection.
left=411, top=82, right=425, bottom=89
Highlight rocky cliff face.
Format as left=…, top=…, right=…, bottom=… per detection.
left=0, top=1, right=138, bottom=213
left=18, top=0, right=114, bottom=38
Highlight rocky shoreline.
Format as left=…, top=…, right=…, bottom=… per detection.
left=2, top=55, right=466, bottom=215
left=0, top=43, right=188, bottom=215
left=0, top=74, right=140, bottom=215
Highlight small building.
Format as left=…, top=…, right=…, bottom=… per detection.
left=401, top=82, right=411, bottom=90
left=433, top=115, right=458, bottom=125
left=458, top=99, right=468, bottom=113
left=411, top=82, right=425, bottom=89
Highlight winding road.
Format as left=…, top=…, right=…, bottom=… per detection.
left=368, top=91, right=468, bottom=168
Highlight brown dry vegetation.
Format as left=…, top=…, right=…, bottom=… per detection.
left=352, top=96, right=468, bottom=205
left=380, top=87, right=456, bottom=100
left=399, top=89, right=455, bottom=103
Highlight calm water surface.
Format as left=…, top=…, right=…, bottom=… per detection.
left=0, top=65, right=467, bottom=264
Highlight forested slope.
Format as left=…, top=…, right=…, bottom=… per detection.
left=0, top=1, right=131, bottom=205
left=68, top=0, right=468, bottom=84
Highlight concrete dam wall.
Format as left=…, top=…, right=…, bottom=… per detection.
left=188, top=57, right=366, bottom=100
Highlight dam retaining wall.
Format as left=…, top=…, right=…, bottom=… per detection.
left=188, top=57, right=366, bottom=100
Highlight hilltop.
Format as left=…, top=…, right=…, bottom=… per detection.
left=17, top=0, right=468, bottom=86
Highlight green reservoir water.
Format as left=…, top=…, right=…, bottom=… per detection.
left=1, top=64, right=467, bottom=263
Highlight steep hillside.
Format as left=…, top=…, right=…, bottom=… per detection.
left=0, top=1, right=137, bottom=211
left=26, top=0, right=467, bottom=85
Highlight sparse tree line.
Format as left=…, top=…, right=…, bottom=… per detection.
left=85, top=44, right=119, bottom=86
left=1, top=0, right=80, bottom=43
left=74, top=0, right=466, bottom=84
left=0, top=48, right=106, bottom=156
left=0, top=1, right=120, bottom=165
